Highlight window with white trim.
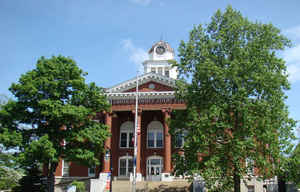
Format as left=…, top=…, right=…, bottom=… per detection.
left=158, top=67, right=163, bottom=75
left=119, top=121, right=134, bottom=148
left=247, top=185, right=255, bottom=192
left=175, top=130, right=188, bottom=148
left=62, top=160, right=70, bottom=177
left=151, top=67, right=156, bottom=73
left=88, top=165, right=96, bottom=177
left=119, top=156, right=133, bottom=177
left=165, top=68, right=170, bottom=77
left=147, top=121, right=164, bottom=148
left=246, top=158, right=255, bottom=176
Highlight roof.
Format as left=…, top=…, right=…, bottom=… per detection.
left=106, top=72, right=176, bottom=93
left=148, top=40, right=174, bottom=54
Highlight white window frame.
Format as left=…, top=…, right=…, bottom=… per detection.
left=158, top=67, right=163, bottom=75
left=175, top=130, right=188, bottom=148
left=164, top=67, right=170, bottom=77
left=147, top=121, right=164, bottom=148
left=62, top=159, right=69, bottom=177
left=146, top=155, right=164, bottom=180
left=246, top=158, right=255, bottom=176
left=118, top=156, right=133, bottom=177
left=247, top=185, right=255, bottom=192
left=119, top=121, right=134, bottom=148
left=88, top=165, right=96, bottom=177
left=151, top=67, right=156, bottom=73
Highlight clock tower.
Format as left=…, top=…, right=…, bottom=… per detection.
left=143, top=40, right=178, bottom=79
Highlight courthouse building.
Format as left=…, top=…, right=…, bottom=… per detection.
left=54, top=41, right=272, bottom=192
left=54, top=40, right=186, bottom=182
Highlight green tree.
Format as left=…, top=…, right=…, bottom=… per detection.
left=0, top=95, right=23, bottom=191
left=171, top=6, right=296, bottom=192
left=0, top=56, right=110, bottom=192
left=291, top=142, right=300, bottom=188
left=276, top=141, right=300, bottom=192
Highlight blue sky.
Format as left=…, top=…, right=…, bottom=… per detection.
left=1, top=0, right=300, bottom=137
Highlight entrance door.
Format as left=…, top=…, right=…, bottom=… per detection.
left=119, top=156, right=133, bottom=178
left=147, top=157, right=163, bottom=181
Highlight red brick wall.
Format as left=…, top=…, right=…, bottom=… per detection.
left=54, top=108, right=183, bottom=178
left=111, top=111, right=134, bottom=176
left=55, top=159, right=63, bottom=176
left=140, top=111, right=165, bottom=176
left=54, top=159, right=92, bottom=177
left=109, top=110, right=165, bottom=177
left=69, top=162, right=88, bottom=177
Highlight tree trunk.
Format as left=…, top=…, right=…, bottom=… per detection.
left=48, top=162, right=57, bottom=192
left=234, top=169, right=241, bottom=192
left=278, top=176, right=286, bottom=192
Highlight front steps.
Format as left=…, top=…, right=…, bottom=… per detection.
left=111, top=180, right=191, bottom=192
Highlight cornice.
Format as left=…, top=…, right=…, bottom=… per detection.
left=106, top=91, right=175, bottom=100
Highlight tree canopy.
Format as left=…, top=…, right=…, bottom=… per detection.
left=0, top=56, right=110, bottom=192
left=171, top=6, right=296, bottom=192
left=0, top=95, right=23, bottom=191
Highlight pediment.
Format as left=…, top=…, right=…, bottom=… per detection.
left=106, top=72, right=176, bottom=93
left=124, top=81, right=174, bottom=92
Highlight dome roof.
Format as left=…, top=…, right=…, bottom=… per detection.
left=148, top=40, right=174, bottom=54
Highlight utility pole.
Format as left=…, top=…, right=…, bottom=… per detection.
left=132, top=71, right=139, bottom=192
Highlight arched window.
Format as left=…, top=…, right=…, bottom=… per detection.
left=119, top=156, right=133, bottom=177
left=147, top=121, right=164, bottom=148
left=120, top=121, right=134, bottom=148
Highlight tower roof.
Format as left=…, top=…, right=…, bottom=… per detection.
left=148, top=40, right=174, bottom=54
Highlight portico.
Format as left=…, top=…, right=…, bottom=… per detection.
left=101, top=103, right=185, bottom=181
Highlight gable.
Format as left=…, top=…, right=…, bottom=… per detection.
left=106, top=72, right=176, bottom=93
left=124, top=81, right=174, bottom=92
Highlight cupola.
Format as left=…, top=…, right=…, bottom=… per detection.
left=143, top=41, right=177, bottom=79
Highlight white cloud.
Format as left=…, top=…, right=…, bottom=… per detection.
left=283, top=44, right=300, bottom=83
left=282, top=25, right=300, bottom=83
left=129, top=0, right=152, bottom=6
left=121, top=39, right=148, bottom=72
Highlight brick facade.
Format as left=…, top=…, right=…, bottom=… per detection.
left=54, top=80, right=186, bottom=180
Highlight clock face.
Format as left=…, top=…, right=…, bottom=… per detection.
left=148, top=83, right=155, bottom=89
left=156, top=46, right=165, bottom=55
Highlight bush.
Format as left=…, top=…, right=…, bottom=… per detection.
left=13, top=167, right=46, bottom=192
left=70, top=180, right=85, bottom=192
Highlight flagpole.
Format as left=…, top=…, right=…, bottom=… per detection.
left=132, top=70, right=139, bottom=192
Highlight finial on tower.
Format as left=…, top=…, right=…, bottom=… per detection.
left=160, top=34, right=163, bottom=41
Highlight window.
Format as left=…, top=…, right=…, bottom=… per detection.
left=146, top=156, right=163, bottom=180
left=247, top=185, right=255, bottom=192
left=119, top=121, right=134, bottom=148
left=175, top=130, right=188, bottom=148
left=175, top=133, right=184, bottom=148
left=119, top=156, right=133, bottom=177
left=88, top=165, right=96, bottom=177
left=147, top=121, right=164, bottom=148
left=151, top=67, right=156, bottom=73
left=158, top=67, right=163, bottom=75
left=165, top=68, right=169, bottom=77
left=62, top=160, right=69, bottom=177
left=246, top=158, right=255, bottom=175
